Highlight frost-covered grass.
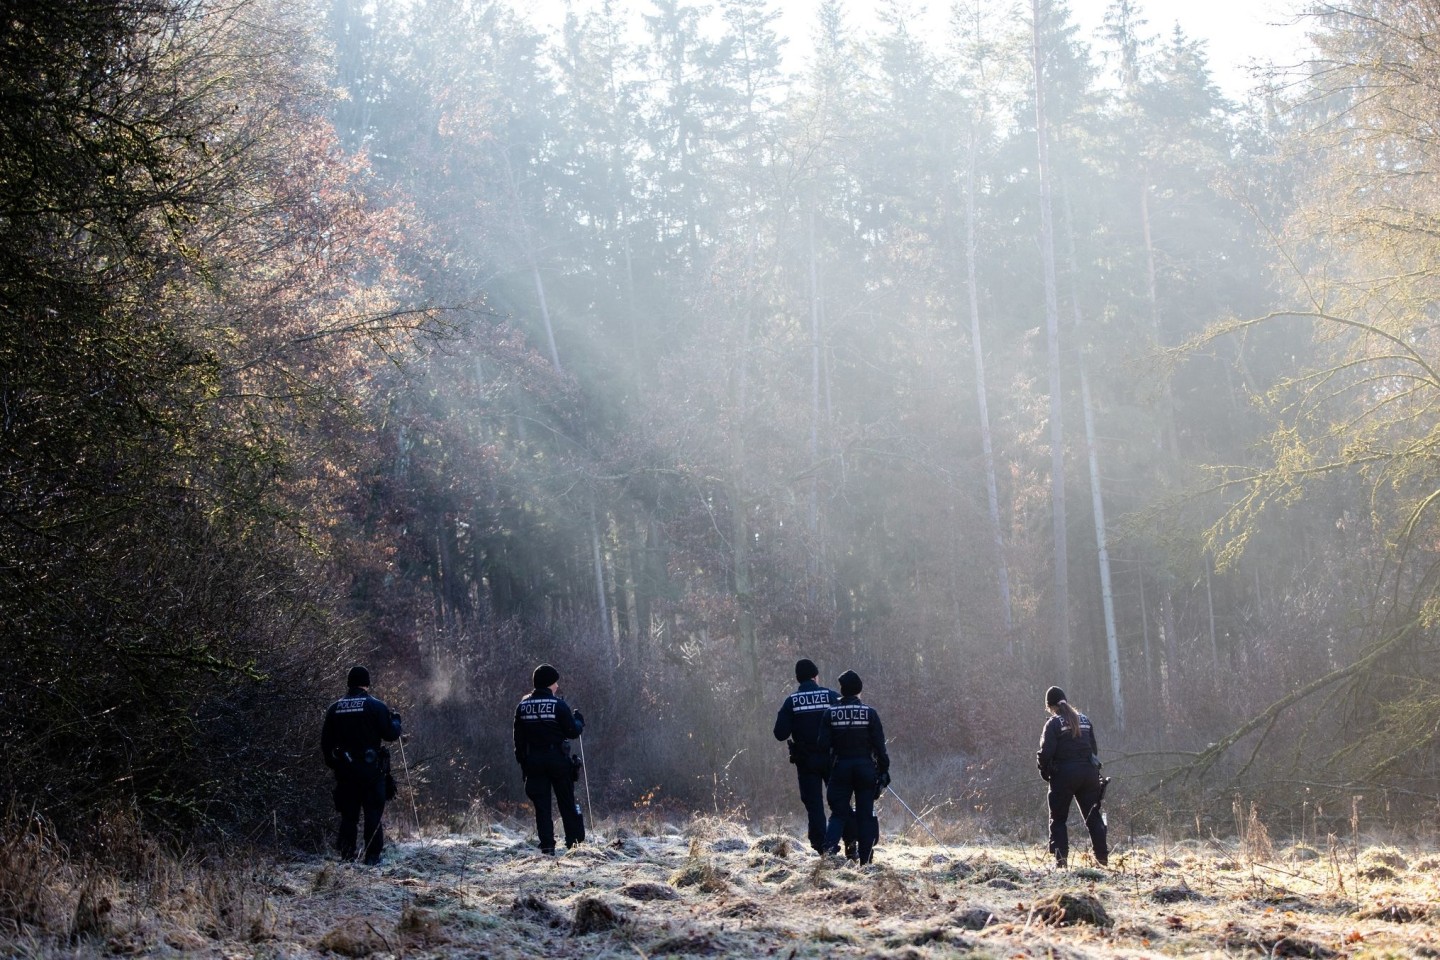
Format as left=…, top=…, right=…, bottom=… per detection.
left=5, top=813, right=1439, bottom=958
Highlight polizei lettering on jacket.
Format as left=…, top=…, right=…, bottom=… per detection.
left=518, top=699, right=559, bottom=723
left=789, top=691, right=832, bottom=713
left=828, top=705, right=873, bottom=727
left=333, top=697, right=367, bottom=715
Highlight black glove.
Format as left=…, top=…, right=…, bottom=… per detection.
left=875, top=771, right=891, bottom=791
left=573, top=710, right=585, bottom=725
left=392, top=712, right=401, bottom=724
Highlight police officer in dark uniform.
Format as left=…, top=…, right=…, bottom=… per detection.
left=818, top=670, right=889, bottom=865
left=773, top=658, right=839, bottom=855
left=320, top=665, right=403, bottom=865
left=513, top=663, right=586, bottom=854
left=1036, top=685, right=1108, bottom=868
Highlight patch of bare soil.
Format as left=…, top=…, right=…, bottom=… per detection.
left=9, top=821, right=1440, bottom=958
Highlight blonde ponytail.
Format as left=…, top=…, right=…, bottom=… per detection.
left=1056, top=700, right=1082, bottom=738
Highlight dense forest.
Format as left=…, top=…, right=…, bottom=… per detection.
left=5, top=0, right=1440, bottom=853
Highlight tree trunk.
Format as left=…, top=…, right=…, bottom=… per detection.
left=1205, top=561, right=1219, bottom=666
left=807, top=208, right=822, bottom=599
left=962, top=116, right=1014, bottom=637
left=1078, top=353, right=1124, bottom=729
left=590, top=507, right=613, bottom=650
left=1139, top=165, right=1179, bottom=458
left=1032, top=0, right=1070, bottom=681
left=729, top=221, right=760, bottom=708
left=500, top=148, right=563, bottom=373
left=1138, top=560, right=1154, bottom=692
left=1061, top=187, right=1123, bottom=728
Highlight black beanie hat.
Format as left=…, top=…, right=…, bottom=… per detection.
left=839, top=670, right=862, bottom=697
left=1045, top=685, right=1066, bottom=708
left=347, top=665, right=370, bottom=688
left=533, top=663, right=560, bottom=689
left=795, top=658, right=819, bottom=682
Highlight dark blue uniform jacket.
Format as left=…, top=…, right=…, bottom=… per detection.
left=1036, top=712, right=1098, bottom=781
left=773, top=680, right=839, bottom=753
left=321, top=688, right=402, bottom=778
left=818, top=696, right=889, bottom=772
left=513, top=688, right=584, bottom=763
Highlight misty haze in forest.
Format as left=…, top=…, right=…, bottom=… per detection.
left=4, top=0, right=1440, bottom=848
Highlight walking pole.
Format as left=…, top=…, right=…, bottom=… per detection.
left=577, top=732, right=596, bottom=834
left=397, top=734, right=421, bottom=839
left=886, top=786, right=945, bottom=847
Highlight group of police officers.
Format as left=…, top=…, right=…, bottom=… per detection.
left=320, top=659, right=1108, bottom=869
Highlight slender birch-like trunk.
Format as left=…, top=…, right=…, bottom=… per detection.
left=1032, top=0, right=1070, bottom=680
left=962, top=116, right=1014, bottom=636
left=1140, top=165, right=1179, bottom=459
left=1061, top=189, right=1123, bottom=728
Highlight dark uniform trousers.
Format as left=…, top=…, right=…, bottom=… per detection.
left=335, top=774, right=387, bottom=864
left=793, top=751, right=830, bottom=854
left=825, top=756, right=879, bottom=862
left=523, top=747, right=584, bottom=852
left=1047, top=761, right=1107, bottom=863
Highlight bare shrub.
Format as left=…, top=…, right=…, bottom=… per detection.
left=0, top=809, right=73, bottom=936
left=1234, top=798, right=1274, bottom=863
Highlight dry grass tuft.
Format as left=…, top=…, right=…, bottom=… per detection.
left=311, top=862, right=350, bottom=893
left=951, top=905, right=997, bottom=930
left=651, top=930, right=723, bottom=954
left=618, top=880, right=680, bottom=901
left=509, top=892, right=565, bottom=928
left=1032, top=891, right=1112, bottom=927
left=1237, top=799, right=1275, bottom=863
left=683, top=815, right=741, bottom=843
left=716, top=898, right=761, bottom=919
left=1151, top=882, right=1207, bottom=904
left=885, top=924, right=950, bottom=948
left=1356, top=902, right=1429, bottom=922
left=1358, top=845, right=1408, bottom=872
left=963, top=853, right=1025, bottom=885
left=398, top=903, right=447, bottom=945
left=317, top=916, right=390, bottom=957
left=570, top=894, right=626, bottom=935
left=68, top=878, right=113, bottom=943
left=757, top=865, right=791, bottom=884
left=0, top=812, right=73, bottom=934
left=196, top=863, right=271, bottom=940
left=1222, top=924, right=1335, bottom=958
left=669, top=855, right=730, bottom=893
left=870, top=866, right=918, bottom=912
left=750, top=833, right=791, bottom=857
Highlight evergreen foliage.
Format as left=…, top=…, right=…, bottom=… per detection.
left=7, top=0, right=1440, bottom=843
